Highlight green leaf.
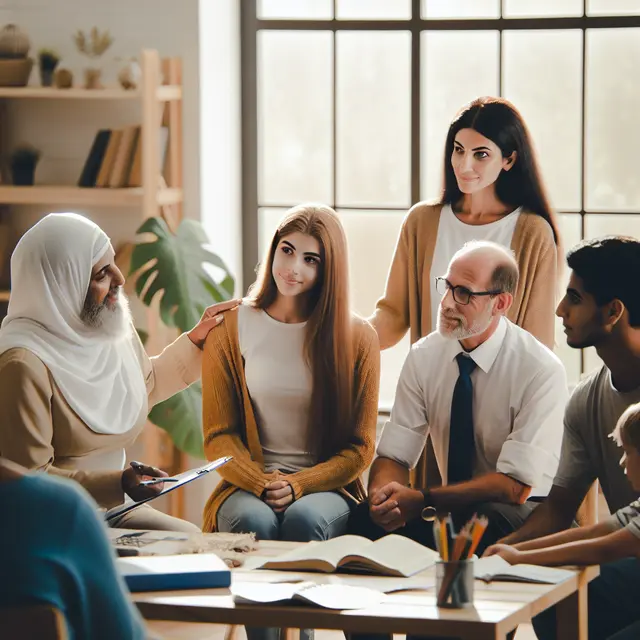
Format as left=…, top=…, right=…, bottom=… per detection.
left=129, top=216, right=236, bottom=457
left=148, top=383, right=205, bottom=459
left=130, top=217, right=235, bottom=334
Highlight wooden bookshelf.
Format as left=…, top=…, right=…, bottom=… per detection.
left=0, top=185, right=183, bottom=207
left=0, top=85, right=182, bottom=101
left=0, top=49, right=183, bottom=222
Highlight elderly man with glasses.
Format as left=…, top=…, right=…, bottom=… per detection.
left=349, top=239, right=568, bottom=554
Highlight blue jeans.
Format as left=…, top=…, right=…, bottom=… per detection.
left=218, top=490, right=353, bottom=640
left=532, top=558, right=640, bottom=640
left=217, top=489, right=352, bottom=541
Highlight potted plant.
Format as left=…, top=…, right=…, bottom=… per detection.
left=10, top=144, right=41, bottom=186
left=0, top=24, right=33, bottom=87
left=129, top=215, right=235, bottom=457
left=38, top=48, right=60, bottom=87
left=73, top=27, right=113, bottom=89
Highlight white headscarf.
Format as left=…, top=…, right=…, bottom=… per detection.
left=0, top=212, right=146, bottom=435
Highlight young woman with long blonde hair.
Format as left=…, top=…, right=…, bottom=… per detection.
left=201, top=204, right=380, bottom=547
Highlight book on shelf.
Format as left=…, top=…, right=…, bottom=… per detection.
left=260, top=534, right=439, bottom=578
left=473, top=556, right=575, bottom=584
left=77, top=129, right=111, bottom=187
left=95, top=129, right=122, bottom=187
left=232, top=581, right=384, bottom=610
left=127, top=126, right=169, bottom=187
left=109, top=125, right=140, bottom=188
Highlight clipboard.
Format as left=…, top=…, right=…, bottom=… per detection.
left=104, top=455, right=232, bottom=523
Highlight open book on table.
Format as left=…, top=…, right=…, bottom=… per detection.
left=232, top=581, right=384, bottom=610
left=261, top=534, right=439, bottom=578
left=474, top=555, right=575, bottom=584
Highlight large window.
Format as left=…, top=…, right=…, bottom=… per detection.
left=241, top=1, right=640, bottom=405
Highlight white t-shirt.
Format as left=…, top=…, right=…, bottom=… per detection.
left=237, top=303, right=314, bottom=473
left=430, top=204, right=522, bottom=332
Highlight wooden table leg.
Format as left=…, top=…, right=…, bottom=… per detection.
left=282, top=628, right=300, bottom=640
left=556, top=579, right=588, bottom=640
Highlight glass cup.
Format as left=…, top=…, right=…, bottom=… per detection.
left=436, top=559, right=474, bottom=608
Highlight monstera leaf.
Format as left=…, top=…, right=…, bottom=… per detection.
left=130, top=216, right=235, bottom=457
left=148, top=383, right=205, bottom=458
left=130, top=217, right=234, bottom=334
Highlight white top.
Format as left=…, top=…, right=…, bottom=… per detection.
left=376, top=318, right=568, bottom=497
left=430, top=204, right=521, bottom=332
left=0, top=212, right=146, bottom=436
left=237, top=303, right=314, bottom=473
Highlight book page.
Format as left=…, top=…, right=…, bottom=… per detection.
left=232, top=581, right=384, bottom=610
left=341, top=534, right=439, bottom=577
left=262, top=535, right=374, bottom=572
left=474, top=556, right=574, bottom=584
left=296, top=584, right=384, bottom=610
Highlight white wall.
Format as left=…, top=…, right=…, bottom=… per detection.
left=1, top=0, right=242, bottom=525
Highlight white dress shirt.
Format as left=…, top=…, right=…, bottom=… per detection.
left=377, top=317, right=568, bottom=497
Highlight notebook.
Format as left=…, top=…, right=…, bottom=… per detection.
left=117, top=553, right=231, bottom=592
left=474, top=555, right=575, bottom=584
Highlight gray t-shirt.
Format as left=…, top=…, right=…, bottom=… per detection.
left=554, top=365, right=638, bottom=513
left=609, top=500, right=640, bottom=539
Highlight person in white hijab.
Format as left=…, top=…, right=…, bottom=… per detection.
left=0, top=212, right=239, bottom=532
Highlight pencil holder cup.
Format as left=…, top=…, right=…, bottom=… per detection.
left=436, top=560, right=474, bottom=608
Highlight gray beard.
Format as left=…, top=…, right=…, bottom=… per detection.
left=81, top=290, right=132, bottom=341
left=436, top=304, right=494, bottom=341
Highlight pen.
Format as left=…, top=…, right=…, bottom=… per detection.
left=139, top=478, right=180, bottom=486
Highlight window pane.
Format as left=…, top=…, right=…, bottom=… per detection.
left=258, top=208, right=287, bottom=260
left=422, top=0, right=499, bottom=19
left=336, top=32, right=411, bottom=208
left=587, top=0, right=640, bottom=15
left=421, top=31, right=499, bottom=201
left=502, top=30, right=582, bottom=211
left=337, top=0, right=411, bottom=19
left=258, top=31, right=333, bottom=206
left=258, top=0, right=333, bottom=19
left=338, top=209, right=410, bottom=408
left=586, top=28, right=640, bottom=212
left=555, top=214, right=582, bottom=388
left=503, top=0, right=582, bottom=17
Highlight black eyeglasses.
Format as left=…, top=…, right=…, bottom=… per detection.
left=435, top=277, right=503, bottom=306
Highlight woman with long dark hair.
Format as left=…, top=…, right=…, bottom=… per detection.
left=201, top=204, right=380, bottom=543
left=370, top=96, right=562, bottom=487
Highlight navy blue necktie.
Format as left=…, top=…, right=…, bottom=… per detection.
left=447, top=353, right=477, bottom=485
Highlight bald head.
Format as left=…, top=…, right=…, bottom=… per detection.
left=450, top=240, right=519, bottom=295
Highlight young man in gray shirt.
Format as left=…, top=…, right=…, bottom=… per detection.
left=498, top=236, right=640, bottom=640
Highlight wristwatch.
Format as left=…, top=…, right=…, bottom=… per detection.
left=420, top=489, right=437, bottom=521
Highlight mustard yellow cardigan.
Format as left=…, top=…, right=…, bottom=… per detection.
left=369, top=202, right=559, bottom=350
left=201, top=307, right=381, bottom=532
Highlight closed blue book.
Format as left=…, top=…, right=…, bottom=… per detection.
left=116, top=553, right=231, bottom=592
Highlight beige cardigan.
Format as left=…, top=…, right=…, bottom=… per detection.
left=0, top=332, right=202, bottom=508
left=370, top=202, right=558, bottom=350
left=201, top=308, right=381, bottom=533
left=370, top=202, right=559, bottom=489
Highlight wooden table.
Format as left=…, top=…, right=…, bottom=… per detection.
left=133, top=540, right=599, bottom=640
